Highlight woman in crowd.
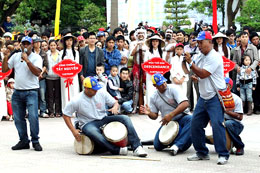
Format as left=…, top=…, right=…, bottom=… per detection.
left=59, top=34, right=80, bottom=111
left=144, top=34, right=165, bottom=104
left=46, top=40, right=62, bottom=117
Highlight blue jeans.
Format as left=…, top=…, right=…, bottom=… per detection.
left=12, top=90, right=40, bottom=143
left=39, top=79, right=47, bottom=114
left=82, top=115, right=141, bottom=154
left=240, top=82, right=253, bottom=102
left=225, top=120, right=244, bottom=149
left=121, top=100, right=133, bottom=113
left=154, top=115, right=192, bottom=152
left=191, top=95, right=229, bottom=158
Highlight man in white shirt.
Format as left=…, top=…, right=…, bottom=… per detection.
left=185, top=31, right=229, bottom=165
left=140, top=73, right=192, bottom=156
left=2, top=36, right=43, bottom=151
left=63, top=77, right=147, bottom=157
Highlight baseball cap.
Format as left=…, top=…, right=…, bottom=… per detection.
left=175, top=43, right=184, bottom=48
left=21, top=36, right=33, bottom=44
left=196, top=31, right=212, bottom=41
left=83, top=77, right=102, bottom=90
left=97, top=31, right=105, bottom=37
left=151, top=73, right=167, bottom=86
left=225, top=77, right=233, bottom=88
left=32, top=36, right=42, bottom=43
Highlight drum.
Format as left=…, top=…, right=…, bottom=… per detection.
left=205, top=124, right=232, bottom=150
left=74, top=134, right=94, bottom=155
left=103, top=121, right=128, bottom=147
left=159, top=121, right=179, bottom=145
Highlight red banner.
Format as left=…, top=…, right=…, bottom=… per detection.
left=52, top=59, right=82, bottom=100
left=222, top=56, right=235, bottom=75
left=141, top=57, right=172, bottom=75
left=0, top=62, right=13, bottom=81
left=212, top=0, right=218, bottom=34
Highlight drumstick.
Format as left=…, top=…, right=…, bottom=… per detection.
left=101, top=156, right=160, bottom=161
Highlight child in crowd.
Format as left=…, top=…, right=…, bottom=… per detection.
left=5, top=78, right=15, bottom=121
left=95, top=63, right=108, bottom=91
left=170, top=43, right=189, bottom=95
left=236, top=55, right=257, bottom=115
left=118, top=52, right=128, bottom=73
left=107, top=65, right=122, bottom=100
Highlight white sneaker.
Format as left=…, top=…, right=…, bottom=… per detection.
left=217, top=156, right=228, bottom=165
left=187, top=153, right=210, bottom=161
left=133, top=146, right=147, bottom=157
left=119, top=147, right=128, bottom=155
left=169, top=145, right=179, bottom=156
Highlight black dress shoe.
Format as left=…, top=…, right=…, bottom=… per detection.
left=33, top=143, right=43, bottom=151
left=11, top=141, right=30, bottom=150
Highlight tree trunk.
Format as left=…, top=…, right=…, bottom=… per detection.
left=110, top=0, right=118, bottom=33
left=0, top=0, right=23, bottom=26
left=227, top=0, right=241, bottom=28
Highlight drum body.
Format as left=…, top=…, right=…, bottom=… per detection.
left=205, top=125, right=232, bottom=150
left=74, top=134, right=94, bottom=155
left=159, top=121, right=179, bottom=145
left=103, top=121, right=128, bottom=147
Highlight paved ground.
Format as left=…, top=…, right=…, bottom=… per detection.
left=0, top=114, right=260, bottom=173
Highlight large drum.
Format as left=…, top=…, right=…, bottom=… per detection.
left=159, top=121, right=179, bottom=145
left=103, top=121, right=128, bottom=147
left=74, top=134, right=94, bottom=155
left=205, top=124, right=232, bottom=150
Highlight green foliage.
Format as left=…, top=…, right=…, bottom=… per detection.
left=163, top=0, right=191, bottom=28
left=78, top=3, right=106, bottom=32
left=236, top=0, right=260, bottom=31
left=188, top=0, right=225, bottom=16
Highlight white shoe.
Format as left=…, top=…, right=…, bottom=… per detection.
left=133, top=146, right=147, bottom=157
left=217, top=156, right=228, bottom=165
left=119, top=147, right=128, bottom=155
left=169, top=145, right=179, bottom=156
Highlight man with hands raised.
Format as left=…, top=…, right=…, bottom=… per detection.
left=140, top=73, right=192, bottom=156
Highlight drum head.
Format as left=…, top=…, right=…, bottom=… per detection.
left=74, top=134, right=94, bottom=155
left=159, top=121, right=179, bottom=145
left=103, top=121, right=128, bottom=142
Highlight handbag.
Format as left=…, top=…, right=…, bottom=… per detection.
left=209, top=77, right=235, bottom=111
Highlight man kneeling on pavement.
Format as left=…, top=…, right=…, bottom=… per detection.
left=140, top=73, right=192, bottom=156
left=63, top=77, right=147, bottom=157
left=224, top=77, right=245, bottom=155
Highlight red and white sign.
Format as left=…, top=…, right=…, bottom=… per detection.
left=0, top=62, right=12, bottom=81
left=141, top=57, right=172, bottom=75
left=52, top=59, right=82, bottom=100
left=222, top=56, right=235, bottom=75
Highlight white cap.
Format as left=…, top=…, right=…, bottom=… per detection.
left=3, top=32, right=12, bottom=38
left=7, top=78, right=15, bottom=83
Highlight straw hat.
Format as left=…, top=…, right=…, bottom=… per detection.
left=213, top=32, right=228, bottom=40
left=61, top=33, right=77, bottom=43
left=145, top=34, right=165, bottom=48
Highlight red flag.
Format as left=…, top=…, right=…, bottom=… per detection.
left=212, top=0, right=218, bottom=34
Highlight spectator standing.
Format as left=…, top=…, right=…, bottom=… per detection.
left=60, top=33, right=80, bottom=111
left=2, top=36, right=43, bottom=151
left=103, top=36, right=121, bottom=75
left=46, top=40, right=62, bottom=118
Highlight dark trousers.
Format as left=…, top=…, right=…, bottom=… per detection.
left=46, top=79, right=61, bottom=115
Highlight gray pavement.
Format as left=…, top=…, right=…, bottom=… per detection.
left=0, top=114, right=260, bottom=173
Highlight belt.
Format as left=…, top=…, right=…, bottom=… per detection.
left=15, top=88, right=38, bottom=91
left=240, top=79, right=253, bottom=84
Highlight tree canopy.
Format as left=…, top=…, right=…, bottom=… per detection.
left=163, top=0, right=191, bottom=29
left=236, top=0, right=260, bottom=31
